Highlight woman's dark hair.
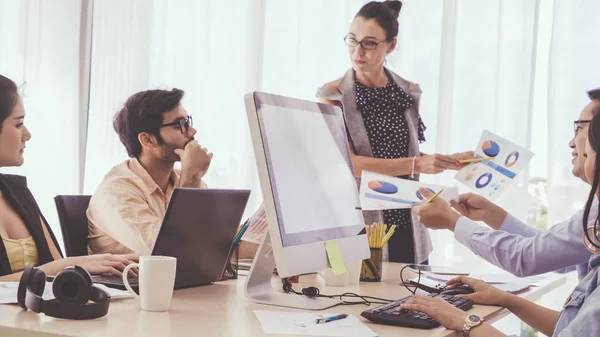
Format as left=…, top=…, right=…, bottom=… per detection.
left=355, top=0, right=403, bottom=41
left=113, top=88, right=185, bottom=158
left=582, top=100, right=600, bottom=249
left=0, top=75, right=19, bottom=131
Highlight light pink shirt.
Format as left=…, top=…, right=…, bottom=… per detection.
left=87, top=158, right=205, bottom=255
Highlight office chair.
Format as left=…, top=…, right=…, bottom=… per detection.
left=54, top=195, right=92, bottom=257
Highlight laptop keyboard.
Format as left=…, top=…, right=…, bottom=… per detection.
left=361, top=294, right=474, bottom=329
left=92, top=275, right=139, bottom=289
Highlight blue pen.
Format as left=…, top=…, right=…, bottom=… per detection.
left=234, top=224, right=250, bottom=244
left=233, top=219, right=250, bottom=244
left=315, top=314, right=348, bottom=324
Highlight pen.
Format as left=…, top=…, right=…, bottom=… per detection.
left=233, top=219, right=249, bottom=244
left=424, top=189, right=444, bottom=205
left=459, top=157, right=493, bottom=164
left=235, top=224, right=250, bottom=244
left=315, top=314, right=348, bottom=324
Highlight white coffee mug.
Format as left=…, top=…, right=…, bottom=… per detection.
left=123, top=256, right=177, bottom=311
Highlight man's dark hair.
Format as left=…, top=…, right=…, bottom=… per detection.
left=588, top=88, right=600, bottom=117
left=355, top=1, right=403, bottom=41
left=113, top=88, right=185, bottom=158
left=588, top=88, right=600, bottom=100
left=0, top=75, right=19, bottom=133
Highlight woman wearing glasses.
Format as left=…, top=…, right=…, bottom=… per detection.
left=0, top=74, right=139, bottom=281
left=87, top=88, right=212, bottom=256
left=317, top=0, right=473, bottom=264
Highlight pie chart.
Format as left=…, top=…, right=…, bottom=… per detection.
left=368, top=180, right=398, bottom=194
left=505, top=151, right=519, bottom=167
left=416, top=188, right=436, bottom=200
left=475, top=172, right=493, bottom=189
left=481, top=140, right=500, bottom=157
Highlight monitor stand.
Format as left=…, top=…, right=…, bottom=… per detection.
left=244, top=231, right=341, bottom=310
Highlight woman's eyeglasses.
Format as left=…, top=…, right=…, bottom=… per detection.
left=344, top=34, right=388, bottom=50
left=160, top=116, right=193, bottom=134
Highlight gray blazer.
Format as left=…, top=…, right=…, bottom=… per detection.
left=316, top=67, right=432, bottom=263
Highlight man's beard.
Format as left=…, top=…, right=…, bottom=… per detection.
left=156, top=137, right=194, bottom=162
left=156, top=141, right=182, bottom=162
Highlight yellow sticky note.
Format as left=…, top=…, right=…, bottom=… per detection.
left=325, top=240, right=347, bottom=275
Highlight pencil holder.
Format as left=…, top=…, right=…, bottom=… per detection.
left=360, top=248, right=383, bottom=282
left=221, top=242, right=239, bottom=280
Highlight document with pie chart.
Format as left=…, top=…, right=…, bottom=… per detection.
left=455, top=130, right=534, bottom=200
left=359, top=171, right=459, bottom=210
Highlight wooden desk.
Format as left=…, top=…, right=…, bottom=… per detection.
left=0, top=263, right=565, bottom=337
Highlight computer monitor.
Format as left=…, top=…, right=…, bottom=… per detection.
left=244, top=92, right=369, bottom=310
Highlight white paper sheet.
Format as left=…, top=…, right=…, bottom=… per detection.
left=254, top=310, right=376, bottom=337
left=427, top=271, right=545, bottom=285
left=241, top=204, right=268, bottom=244
left=0, top=282, right=133, bottom=304
left=359, top=171, right=459, bottom=211
left=409, top=274, right=533, bottom=296
left=455, top=130, right=534, bottom=200
left=469, top=273, right=546, bottom=286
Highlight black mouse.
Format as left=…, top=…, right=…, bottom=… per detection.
left=441, top=285, right=475, bottom=296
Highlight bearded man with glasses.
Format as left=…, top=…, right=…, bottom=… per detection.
left=87, top=88, right=212, bottom=255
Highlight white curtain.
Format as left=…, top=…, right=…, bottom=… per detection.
left=384, top=0, right=539, bottom=272
left=546, top=0, right=600, bottom=224
left=83, top=0, right=368, bottom=216
left=0, top=0, right=82, bottom=250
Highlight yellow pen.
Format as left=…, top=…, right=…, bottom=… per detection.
left=459, top=157, right=493, bottom=164
left=424, top=189, right=444, bottom=205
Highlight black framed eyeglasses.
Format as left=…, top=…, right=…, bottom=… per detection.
left=160, top=116, right=193, bottom=134
left=344, top=34, right=388, bottom=50
left=574, top=119, right=592, bottom=136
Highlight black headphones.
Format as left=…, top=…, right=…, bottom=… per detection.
left=18, top=265, right=111, bottom=320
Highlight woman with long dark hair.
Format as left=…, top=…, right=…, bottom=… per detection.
left=0, top=74, right=138, bottom=281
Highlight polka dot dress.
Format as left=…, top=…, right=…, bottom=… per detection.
left=356, top=79, right=426, bottom=263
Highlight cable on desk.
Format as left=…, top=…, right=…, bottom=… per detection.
left=399, top=264, right=421, bottom=295
left=281, top=278, right=394, bottom=306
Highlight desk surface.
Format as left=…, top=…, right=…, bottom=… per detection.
left=0, top=263, right=565, bottom=337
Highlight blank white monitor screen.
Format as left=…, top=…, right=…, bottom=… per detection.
left=255, top=96, right=364, bottom=247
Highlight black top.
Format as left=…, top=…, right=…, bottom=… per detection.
left=0, top=174, right=63, bottom=276
left=356, top=80, right=426, bottom=263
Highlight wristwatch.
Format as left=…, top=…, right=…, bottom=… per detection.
left=462, top=314, right=484, bottom=336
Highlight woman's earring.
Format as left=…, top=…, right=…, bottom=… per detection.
left=583, top=228, right=600, bottom=254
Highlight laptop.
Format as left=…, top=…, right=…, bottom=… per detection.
left=92, top=188, right=251, bottom=290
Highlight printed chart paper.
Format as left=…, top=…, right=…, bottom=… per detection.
left=455, top=130, right=534, bottom=200
left=359, top=171, right=458, bottom=210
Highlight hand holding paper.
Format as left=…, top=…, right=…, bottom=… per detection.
left=415, top=154, right=461, bottom=174
left=412, top=188, right=462, bottom=231
left=450, top=193, right=508, bottom=229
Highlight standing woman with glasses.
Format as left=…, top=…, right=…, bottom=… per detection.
left=317, top=0, right=473, bottom=264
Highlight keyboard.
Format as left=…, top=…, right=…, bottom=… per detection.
left=361, top=294, right=474, bottom=329
left=91, top=275, right=139, bottom=291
